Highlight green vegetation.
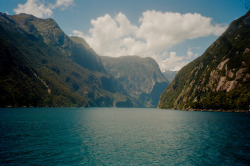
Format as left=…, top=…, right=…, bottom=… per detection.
left=158, top=10, right=250, bottom=111
left=189, top=87, right=250, bottom=110
left=0, top=12, right=168, bottom=108
left=0, top=13, right=132, bottom=107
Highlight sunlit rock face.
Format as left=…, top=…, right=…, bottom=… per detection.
left=158, top=11, right=250, bottom=111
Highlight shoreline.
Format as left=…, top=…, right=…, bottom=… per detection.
left=1, top=107, right=250, bottom=113
left=184, top=108, right=250, bottom=113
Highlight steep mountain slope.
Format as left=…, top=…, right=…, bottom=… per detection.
left=158, top=11, right=250, bottom=111
left=101, top=56, right=169, bottom=107
left=0, top=13, right=132, bottom=107
left=8, top=13, right=105, bottom=72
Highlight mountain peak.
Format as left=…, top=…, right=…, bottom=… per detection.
left=0, top=13, right=133, bottom=107
left=3, top=13, right=72, bottom=49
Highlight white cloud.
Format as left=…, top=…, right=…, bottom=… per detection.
left=72, top=30, right=85, bottom=38
left=51, top=0, right=74, bottom=10
left=156, top=49, right=200, bottom=71
left=13, top=0, right=53, bottom=18
left=157, top=52, right=186, bottom=71
left=13, top=0, right=74, bottom=18
left=74, top=11, right=227, bottom=71
left=79, top=13, right=140, bottom=56
left=137, top=11, right=227, bottom=52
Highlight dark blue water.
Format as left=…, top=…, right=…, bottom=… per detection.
left=0, top=108, right=249, bottom=165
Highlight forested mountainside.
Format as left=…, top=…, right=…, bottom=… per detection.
left=0, top=13, right=132, bottom=107
left=101, top=56, right=169, bottom=107
left=158, top=10, right=250, bottom=111
left=0, top=12, right=169, bottom=108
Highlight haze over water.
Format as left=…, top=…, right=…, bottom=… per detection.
left=0, top=108, right=249, bottom=165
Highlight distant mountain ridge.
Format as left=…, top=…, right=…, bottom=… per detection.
left=158, top=11, right=250, bottom=111
left=101, top=56, right=169, bottom=107
left=0, top=12, right=132, bottom=107
left=0, top=12, right=168, bottom=108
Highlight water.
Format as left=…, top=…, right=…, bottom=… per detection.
left=0, top=108, right=249, bottom=165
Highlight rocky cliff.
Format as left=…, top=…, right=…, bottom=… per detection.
left=158, top=11, right=250, bottom=111
left=101, top=56, right=169, bottom=107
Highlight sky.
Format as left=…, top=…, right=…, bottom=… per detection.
left=0, top=0, right=248, bottom=71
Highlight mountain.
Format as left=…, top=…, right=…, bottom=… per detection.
left=158, top=11, right=250, bottom=111
left=163, top=70, right=178, bottom=82
left=0, top=13, right=132, bottom=107
left=101, top=56, right=169, bottom=107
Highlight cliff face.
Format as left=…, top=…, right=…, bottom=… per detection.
left=158, top=11, right=250, bottom=111
left=101, top=56, right=169, bottom=107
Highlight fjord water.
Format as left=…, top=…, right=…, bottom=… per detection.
left=0, top=108, right=249, bottom=165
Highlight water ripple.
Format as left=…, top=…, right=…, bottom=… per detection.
left=0, top=108, right=249, bottom=165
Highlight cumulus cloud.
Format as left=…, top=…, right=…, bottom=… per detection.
left=51, top=0, right=74, bottom=10
left=13, top=0, right=74, bottom=18
left=74, top=11, right=227, bottom=71
left=80, top=13, right=139, bottom=56
left=137, top=11, right=226, bottom=51
left=13, top=0, right=53, bottom=18
left=157, top=52, right=186, bottom=71
left=72, top=30, right=85, bottom=38
left=156, top=49, right=200, bottom=71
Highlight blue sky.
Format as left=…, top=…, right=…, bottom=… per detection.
left=0, top=0, right=248, bottom=71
